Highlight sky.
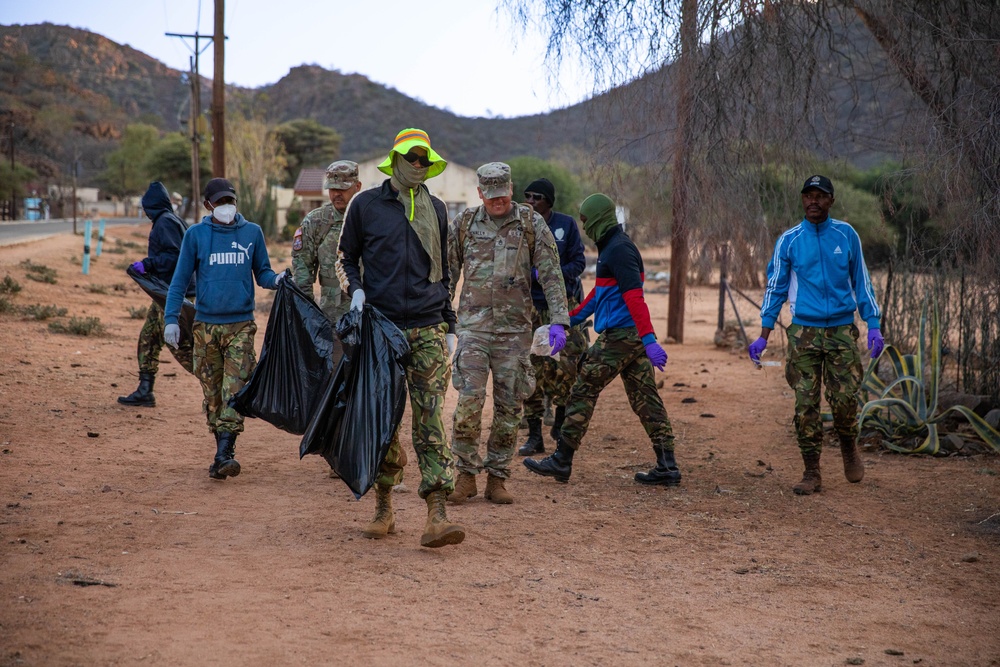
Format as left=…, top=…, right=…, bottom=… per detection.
left=3, top=0, right=597, bottom=118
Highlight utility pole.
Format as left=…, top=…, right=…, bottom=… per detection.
left=167, top=30, right=214, bottom=218
left=212, top=0, right=226, bottom=177
left=72, top=151, right=79, bottom=235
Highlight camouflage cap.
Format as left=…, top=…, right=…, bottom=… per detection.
left=477, top=162, right=512, bottom=199
left=323, top=160, right=359, bottom=190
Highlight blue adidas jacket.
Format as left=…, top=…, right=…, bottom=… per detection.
left=165, top=213, right=279, bottom=326
left=760, top=216, right=881, bottom=330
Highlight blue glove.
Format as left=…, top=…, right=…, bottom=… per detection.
left=748, top=337, right=767, bottom=364
left=645, top=341, right=667, bottom=371
left=548, top=324, right=566, bottom=355
left=868, top=328, right=884, bottom=359
left=532, top=267, right=538, bottom=282
left=131, top=261, right=145, bottom=274
left=164, top=323, right=180, bottom=349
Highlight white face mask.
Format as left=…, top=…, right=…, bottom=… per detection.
left=212, top=203, right=237, bottom=224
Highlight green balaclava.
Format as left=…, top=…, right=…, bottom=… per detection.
left=579, top=193, right=619, bottom=244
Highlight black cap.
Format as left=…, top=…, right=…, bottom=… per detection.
left=524, top=178, right=555, bottom=206
left=801, top=174, right=834, bottom=196
left=203, top=178, right=238, bottom=204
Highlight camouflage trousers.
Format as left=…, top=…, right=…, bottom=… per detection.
left=192, top=321, right=257, bottom=435
left=320, top=287, right=351, bottom=326
left=451, top=330, right=535, bottom=479
left=561, top=327, right=675, bottom=452
left=784, top=323, right=863, bottom=455
left=523, top=303, right=588, bottom=419
left=137, top=301, right=194, bottom=375
left=376, top=322, right=455, bottom=499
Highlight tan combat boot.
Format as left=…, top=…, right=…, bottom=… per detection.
left=447, top=471, right=478, bottom=504
left=484, top=474, right=514, bottom=504
left=362, top=484, right=395, bottom=539
left=793, top=452, right=822, bottom=495
left=840, top=436, right=865, bottom=483
left=420, top=490, right=466, bottom=548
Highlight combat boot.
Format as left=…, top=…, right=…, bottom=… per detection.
left=208, top=432, right=241, bottom=480
left=484, top=474, right=514, bottom=504
left=523, top=438, right=574, bottom=483
left=839, top=436, right=865, bottom=483
left=362, top=484, right=396, bottom=539
left=447, top=471, right=478, bottom=504
left=117, top=371, right=156, bottom=407
left=420, top=490, right=466, bottom=548
left=517, top=418, right=545, bottom=456
left=549, top=406, right=566, bottom=441
left=793, top=452, right=822, bottom=495
left=635, top=446, right=682, bottom=486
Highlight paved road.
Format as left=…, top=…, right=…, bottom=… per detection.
left=0, top=218, right=147, bottom=247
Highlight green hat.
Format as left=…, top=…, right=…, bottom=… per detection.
left=377, top=128, right=447, bottom=179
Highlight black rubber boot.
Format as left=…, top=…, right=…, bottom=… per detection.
left=635, top=446, right=682, bottom=486
left=117, top=371, right=156, bottom=407
left=208, top=432, right=241, bottom=480
left=549, top=406, right=566, bottom=441
left=517, top=418, right=545, bottom=456
left=523, top=438, right=575, bottom=483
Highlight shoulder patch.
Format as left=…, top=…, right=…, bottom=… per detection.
left=292, top=227, right=303, bottom=251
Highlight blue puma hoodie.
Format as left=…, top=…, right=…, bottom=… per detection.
left=164, top=213, right=279, bottom=326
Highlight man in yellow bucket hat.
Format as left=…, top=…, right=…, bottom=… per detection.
left=336, top=128, right=465, bottom=548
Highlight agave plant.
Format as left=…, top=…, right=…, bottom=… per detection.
left=858, top=298, right=1000, bottom=455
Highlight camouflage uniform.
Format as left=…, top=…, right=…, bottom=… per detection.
left=137, top=301, right=194, bottom=375
left=448, top=179, right=570, bottom=478
left=193, top=321, right=257, bottom=435
left=560, top=327, right=675, bottom=452
left=292, top=204, right=350, bottom=323
left=375, top=322, right=455, bottom=498
left=784, top=323, right=864, bottom=454
left=522, top=301, right=588, bottom=419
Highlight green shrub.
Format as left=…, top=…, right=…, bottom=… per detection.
left=21, top=304, right=68, bottom=320
left=87, top=284, right=108, bottom=294
left=0, top=275, right=21, bottom=295
left=127, top=305, right=148, bottom=319
left=48, top=317, right=106, bottom=336
left=20, top=260, right=57, bottom=284
left=0, top=296, right=16, bottom=313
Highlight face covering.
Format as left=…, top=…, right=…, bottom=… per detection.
left=579, top=193, right=619, bottom=244
left=212, top=203, right=237, bottom=224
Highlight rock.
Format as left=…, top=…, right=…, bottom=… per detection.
left=681, top=397, right=697, bottom=404
left=984, top=409, right=1000, bottom=431
left=846, top=658, right=865, bottom=665
left=937, top=391, right=996, bottom=417
left=961, top=552, right=979, bottom=563
left=941, top=434, right=964, bottom=453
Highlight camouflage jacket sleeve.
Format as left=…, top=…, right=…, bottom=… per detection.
left=531, top=212, right=570, bottom=326
left=291, top=210, right=321, bottom=299
left=447, top=212, right=468, bottom=304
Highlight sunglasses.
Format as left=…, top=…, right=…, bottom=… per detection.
left=401, top=151, right=432, bottom=168
left=524, top=192, right=546, bottom=201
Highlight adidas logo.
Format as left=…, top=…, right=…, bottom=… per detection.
left=833, top=246, right=843, bottom=254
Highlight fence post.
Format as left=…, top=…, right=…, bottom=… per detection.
left=82, top=219, right=92, bottom=275
left=95, top=218, right=105, bottom=257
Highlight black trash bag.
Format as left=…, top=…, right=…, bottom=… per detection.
left=230, top=275, right=341, bottom=435
left=126, top=265, right=197, bottom=363
left=299, top=305, right=410, bottom=499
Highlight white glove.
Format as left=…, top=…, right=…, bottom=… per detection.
left=350, top=289, right=366, bottom=312
left=446, top=333, right=457, bottom=356
left=273, top=272, right=286, bottom=287
left=164, top=323, right=180, bottom=349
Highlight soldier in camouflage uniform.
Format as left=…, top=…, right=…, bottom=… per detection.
left=291, top=160, right=361, bottom=324
left=524, top=193, right=679, bottom=487
left=164, top=178, right=284, bottom=481
left=749, top=175, right=883, bottom=495
left=447, top=163, right=570, bottom=505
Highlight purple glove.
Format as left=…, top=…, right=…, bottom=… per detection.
left=748, top=337, right=767, bottom=364
left=645, top=341, right=667, bottom=371
left=548, top=324, right=566, bottom=356
left=131, top=261, right=145, bottom=274
left=868, top=328, right=884, bottom=359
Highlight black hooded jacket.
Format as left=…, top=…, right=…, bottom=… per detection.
left=140, top=182, right=193, bottom=295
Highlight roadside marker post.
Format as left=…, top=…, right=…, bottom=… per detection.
left=82, top=219, right=92, bottom=275
left=95, top=219, right=105, bottom=256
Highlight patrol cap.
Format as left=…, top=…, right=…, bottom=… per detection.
left=801, top=174, right=834, bottom=196
left=203, top=178, right=237, bottom=204
left=323, top=160, right=359, bottom=190
left=477, top=162, right=512, bottom=199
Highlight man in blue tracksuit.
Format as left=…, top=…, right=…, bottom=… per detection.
left=164, top=178, right=283, bottom=480
left=524, top=193, right=678, bottom=486
left=748, top=175, right=884, bottom=495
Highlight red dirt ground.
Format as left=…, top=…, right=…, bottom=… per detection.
left=1, top=224, right=998, bottom=666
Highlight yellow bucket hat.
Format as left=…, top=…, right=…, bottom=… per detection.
left=377, top=128, right=447, bottom=179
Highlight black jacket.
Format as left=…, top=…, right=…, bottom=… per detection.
left=140, top=182, right=194, bottom=296
left=338, top=180, right=456, bottom=332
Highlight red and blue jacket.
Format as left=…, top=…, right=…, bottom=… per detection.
left=569, top=226, right=657, bottom=345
